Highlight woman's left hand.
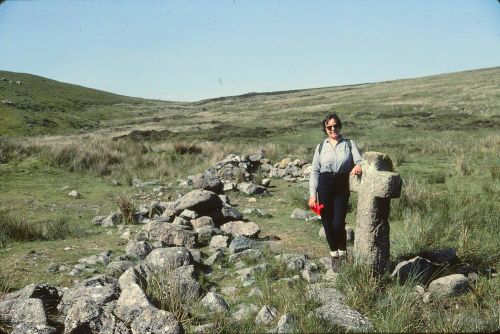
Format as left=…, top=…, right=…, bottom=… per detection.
left=350, top=164, right=362, bottom=176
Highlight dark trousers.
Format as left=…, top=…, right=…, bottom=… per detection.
left=318, top=172, right=350, bottom=252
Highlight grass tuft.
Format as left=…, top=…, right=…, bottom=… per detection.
left=115, top=195, right=137, bottom=225
left=0, top=212, right=78, bottom=247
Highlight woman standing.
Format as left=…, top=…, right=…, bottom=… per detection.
left=308, top=113, right=362, bottom=272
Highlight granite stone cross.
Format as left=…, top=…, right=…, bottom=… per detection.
left=349, top=152, right=403, bottom=275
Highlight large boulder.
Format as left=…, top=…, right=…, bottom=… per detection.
left=144, top=247, right=194, bottom=272
left=191, top=172, right=224, bottom=194
left=174, top=189, right=223, bottom=215
left=220, top=221, right=260, bottom=238
left=2, top=283, right=59, bottom=311
left=0, top=298, right=47, bottom=326
left=57, top=275, right=119, bottom=314
left=116, top=267, right=152, bottom=309
left=143, top=221, right=197, bottom=248
left=63, top=297, right=126, bottom=334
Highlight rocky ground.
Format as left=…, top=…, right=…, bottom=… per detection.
left=0, top=151, right=493, bottom=333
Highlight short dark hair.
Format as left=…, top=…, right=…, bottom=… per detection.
left=322, top=113, right=342, bottom=134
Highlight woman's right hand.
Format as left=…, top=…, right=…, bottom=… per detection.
left=308, top=195, right=317, bottom=208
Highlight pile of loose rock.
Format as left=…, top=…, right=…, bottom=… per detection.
left=0, top=184, right=373, bottom=333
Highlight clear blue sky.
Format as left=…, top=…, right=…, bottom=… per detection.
left=0, top=1, right=499, bottom=101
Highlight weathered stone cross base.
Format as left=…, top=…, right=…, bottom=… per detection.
left=350, top=152, right=402, bottom=275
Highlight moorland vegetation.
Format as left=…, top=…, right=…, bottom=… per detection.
left=0, top=67, right=499, bottom=332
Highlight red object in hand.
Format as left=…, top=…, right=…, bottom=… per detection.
left=310, top=203, right=324, bottom=216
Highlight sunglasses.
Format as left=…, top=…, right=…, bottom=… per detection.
left=326, top=124, right=340, bottom=131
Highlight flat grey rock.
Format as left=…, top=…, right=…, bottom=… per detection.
left=313, top=300, right=373, bottom=332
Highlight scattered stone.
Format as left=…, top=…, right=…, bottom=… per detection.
left=102, top=211, right=123, bottom=227
left=301, top=268, right=320, bottom=283
left=290, top=208, right=314, bottom=220
left=105, top=260, right=134, bottom=278
left=215, top=203, right=244, bottom=222
left=191, top=216, right=215, bottom=230
left=220, top=220, right=261, bottom=238
left=275, top=254, right=308, bottom=271
left=243, top=208, right=271, bottom=218
left=236, top=264, right=267, bottom=281
left=272, top=313, right=297, bottom=333
left=143, top=221, right=197, bottom=248
left=11, top=323, right=57, bottom=334
left=221, top=286, right=237, bottom=297
left=229, top=235, right=256, bottom=254
left=261, top=178, right=271, bottom=187
left=305, top=283, right=344, bottom=305
left=420, top=248, right=458, bottom=264
left=205, top=250, right=224, bottom=266
left=313, top=300, right=373, bottom=332
left=130, top=306, right=183, bottom=334
left=180, top=209, right=198, bottom=220
left=125, top=240, right=151, bottom=260
left=172, top=216, right=191, bottom=227
left=228, top=249, right=264, bottom=263
left=120, top=230, right=131, bottom=240
left=391, top=256, right=438, bottom=284
left=237, top=182, right=267, bottom=195
left=200, top=292, right=229, bottom=313
left=232, top=303, right=259, bottom=321
left=255, top=305, right=277, bottom=325
left=191, top=323, right=216, bottom=334
left=210, top=235, right=230, bottom=251
left=91, top=216, right=105, bottom=226
left=68, top=190, right=80, bottom=198
left=133, top=179, right=162, bottom=188
left=322, top=269, right=338, bottom=283
left=196, top=226, right=216, bottom=247
left=248, top=287, right=263, bottom=298
left=192, top=171, right=224, bottom=194
left=429, top=274, right=470, bottom=297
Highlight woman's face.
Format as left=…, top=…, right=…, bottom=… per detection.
left=325, top=118, right=341, bottom=140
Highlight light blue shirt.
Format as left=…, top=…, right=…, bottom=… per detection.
left=309, top=136, right=362, bottom=197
